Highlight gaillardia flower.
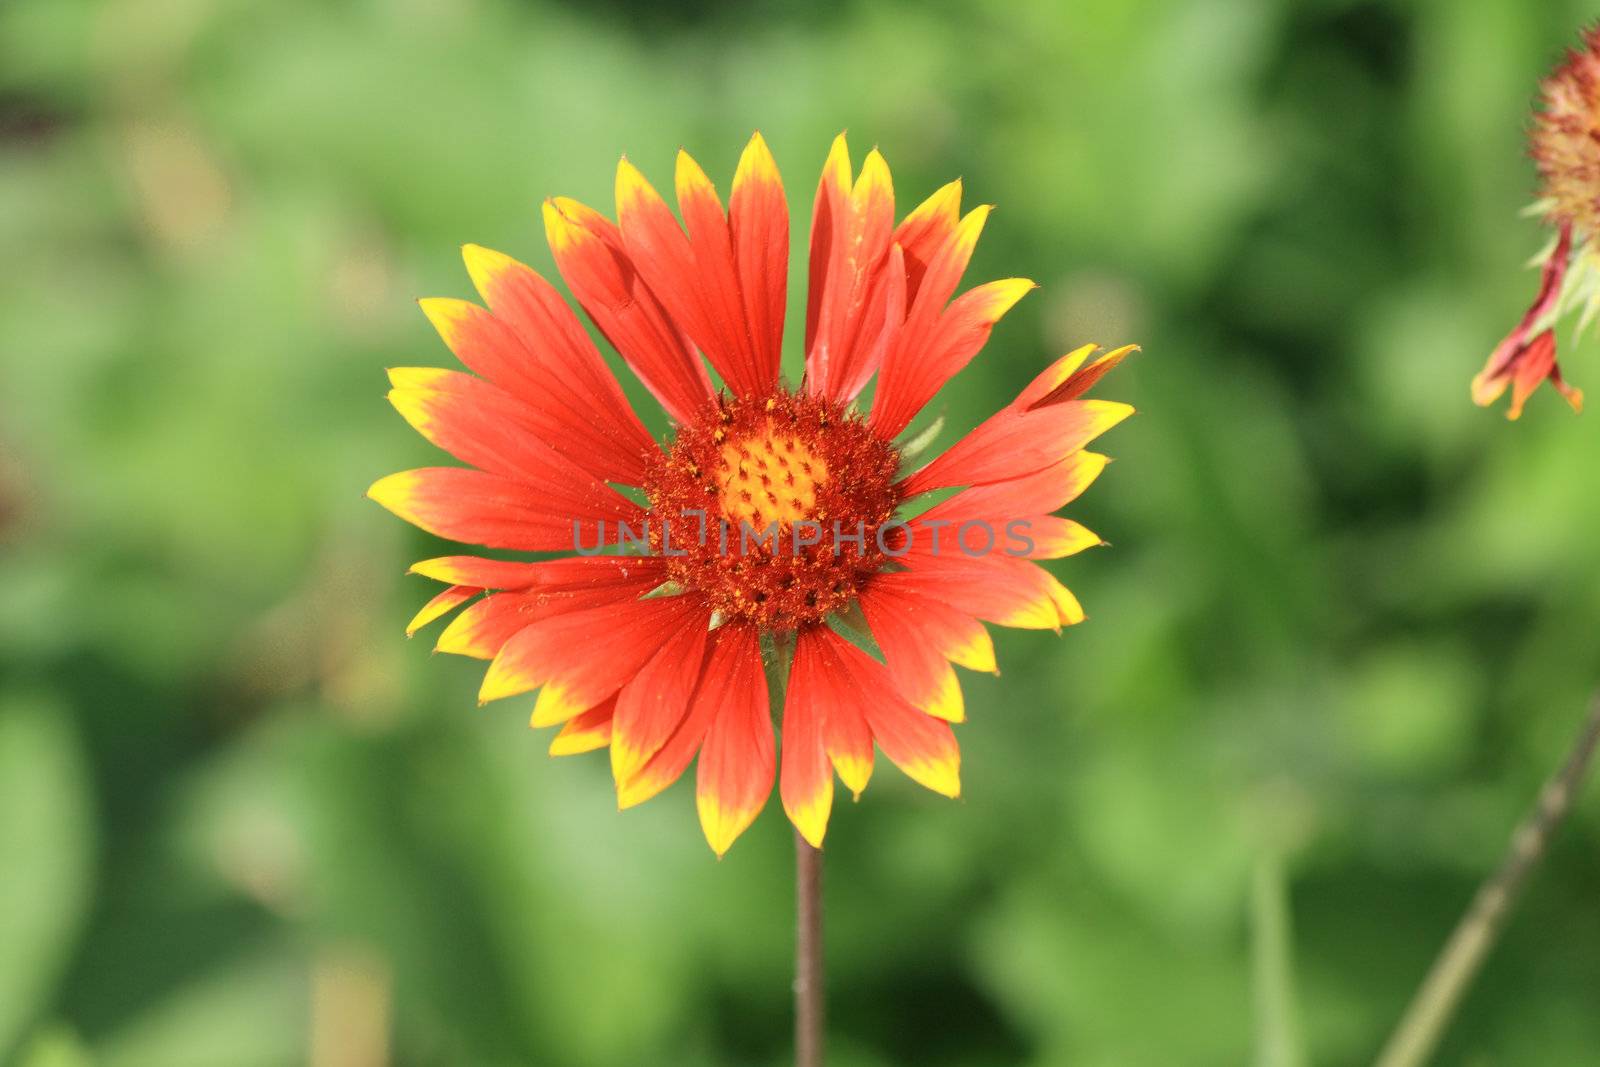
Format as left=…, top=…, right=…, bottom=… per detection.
left=370, top=133, right=1132, bottom=855
left=1474, top=25, right=1600, bottom=418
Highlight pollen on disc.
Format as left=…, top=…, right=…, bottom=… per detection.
left=644, top=391, right=900, bottom=632
left=718, top=423, right=826, bottom=533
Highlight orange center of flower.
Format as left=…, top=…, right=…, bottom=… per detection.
left=716, top=421, right=826, bottom=532
left=645, top=391, right=900, bottom=632
left=1532, top=32, right=1600, bottom=234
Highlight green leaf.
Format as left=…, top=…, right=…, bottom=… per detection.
left=0, top=697, right=94, bottom=1060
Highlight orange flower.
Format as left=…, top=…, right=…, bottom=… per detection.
left=1474, top=27, right=1600, bottom=418
left=1473, top=225, right=1583, bottom=419
left=371, top=134, right=1133, bottom=855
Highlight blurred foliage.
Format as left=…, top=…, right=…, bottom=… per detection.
left=3, top=0, right=1600, bottom=1064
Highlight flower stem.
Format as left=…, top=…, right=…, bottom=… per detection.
left=795, top=830, right=825, bottom=1067
left=1373, top=693, right=1600, bottom=1067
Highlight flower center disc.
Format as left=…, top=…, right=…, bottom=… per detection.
left=645, top=391, right=901, bottom=631
left=718, top=423, right=826, bottom=532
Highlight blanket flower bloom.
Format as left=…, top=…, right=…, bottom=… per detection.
left=370, top=133, right=1133, bottom=855
left=1474, top=25, right=1600, bottom=418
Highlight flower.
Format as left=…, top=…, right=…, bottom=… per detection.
left=1528, top=27, right=1600, bottom=239
left=370, top=133, right=1133, bottom=855
left=1474, top=26, right=1600, bottom=418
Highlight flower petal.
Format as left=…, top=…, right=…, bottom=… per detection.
left=918, top=451, right=1109, bottom=526
left=900, top=399, right=1133, bottom=496
left=479, top=593, right=707, bottom=713
left=696, top=628, right=775, bottom=856
left=678, top=150, right=765, bottom=395
left=457, top=247, right=658, bottom=483
left=387, top=367, right=637, bottom=491
left=409, top=554, right=667, bottom=592
left=406, top=584, right=478, bottom=637
left=861, top=576, right=997, bottom=673
left=798, top=626, right=961, bottom=801
left=412, top=300, right=650, bottom=486
left=1474, top=224, right=1578, bottom=418
left=825, top=697, right=875, bottom=801
left=804, top=132, right=852, bottom=358
left=782, top=633, right=837, bottom=847
left=1021, top=344, right=1136, bottom=410
left=548, top=698, right=616, bottom=756
left=893, top=179, right=962, bottom=303
left=435, top=591, right=541, bottom=659
left=864, top=683, right=961, bottom=800
left=617, top=623, right=756, bottom=810
left=858, top=578, right=997, bottom=722
left=611, top=618, right=713, bottom=785
left=615, top=155, right=761, bottom=399
left=434, top=567, right=667, bottom=659
left=1005, top=516, right=1104, bottom=559
left=806, top=146, right=896, bottom=402
left=730, top=132, right=789, bottom=394
left=367, top=467, right=640, bottom=552
left=872, top=269, right=1035, bottom=438
left=414, top=298, right=539, bottom=408
left=896, top=551, right=1084, bottom=631
left=542, top=195, right=714, bottom=423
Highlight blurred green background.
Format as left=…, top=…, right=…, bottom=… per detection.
left=4, top=0, right=1600, bottom=1064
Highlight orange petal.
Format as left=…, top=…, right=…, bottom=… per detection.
left=367, top=467, right=640, bottom=552
left=857, top=595, right=965, bottom=722
left=387, top=368, right=632, bottom=490
left=905, top=203, right=990, bottom=314
left=1507, top=330, right=1563, bottom=420
left=676, top=150, right=765, bottom=397
left=617, top=623, right=754, bottom=810
left=1006, top=516, right=1104, bottom=560
left=615, top=158, right=740, bottom=391
left=436, top=591, right=541, bottom=659
left=478, top=594, right=707, bottom=709
left=548, top=698, right=616, bottom=756
left=408, top=554, right=667, bottom=592
left=611, top=620, right=712, bottom=784
left=695, top=630, right=775, bottom=856
left=782, top=633, right=838, bottom=846
left=901, top=399, right=1133, bottom=497
left=863, top=684, right=961, bottom=799
left=1474, top=224, right=1573, bottom=417
left=1021, top=344, right=1138, bottom=410
left=415, top=298, right=651, bottom=486
left=825, top=697, right=874, bottom=801
left=730, top=132, right=788, bottom=394
left=804, top=132, right=853, bottom=358
left=406, top=584, right=478, bottom=636
left=872, top=269, right=1035, bottom=438
left=434, top=570, right=667, bottom=660
left=793, top=627, right=953, bottom=799
left=615, top=147, right=773, bottom=400
left=893, top=179, right=962, bottom=303
left=458, top=245, right=656, bottom=483
left=416, top=297, right=543, bottom=406
left=919, top=451, right=1110, bottom=526
left=896, top=551, right=1084, bottom=631
left=806, top=146, right=896, bottom=402
left=858, top=579, right=997, bottom=722
left=541, top=196, right=713, bottom=423
left=801, top=626, right=961, bottom=799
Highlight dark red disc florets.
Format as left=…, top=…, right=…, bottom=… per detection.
left=1532, top=25, right=1600, bottom=233
left=644, top=389, right=901, bottom=632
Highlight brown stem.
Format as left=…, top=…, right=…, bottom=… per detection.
left=1373, top=693, right=1600, bottom=1067
left=795, top=830, right=825, bottom=1067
